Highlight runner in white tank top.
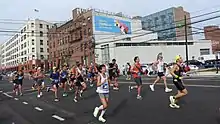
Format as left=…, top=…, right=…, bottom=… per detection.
left=96, top=73, right=109, bottom=94
left=93, top=64, right=110, bottom=123
left=157, top=60, right=164, bottom=73
left=149, top=53, right=172, bottom=93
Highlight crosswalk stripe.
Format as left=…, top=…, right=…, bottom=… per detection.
left=52, top=115, right=65, bottom=121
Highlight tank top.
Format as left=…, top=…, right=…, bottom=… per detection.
left=61, top=70, right=68, bottom=79
left=174, top=64, right=184, bottom=79
left=157, top=60, right=164, bottom=72
left=96, top=73, right=109, bottom=94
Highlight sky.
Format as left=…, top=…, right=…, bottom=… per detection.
left=0, top=0, right=220, bottom=43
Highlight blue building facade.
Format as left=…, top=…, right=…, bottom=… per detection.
left=142, top=7, right=178, bottom=40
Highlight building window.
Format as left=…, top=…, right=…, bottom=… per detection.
left=101, top=44, right=110, bottom=64
left=21, top=36, right=23, bottom=42
left=32, top=39, right=34, bottom=45
left=40, top=40, right=43, bottom=45
left=88, top=28, right=91, bottom=35
left=24, top=50, right=27, bottom=55
left=200, top=49, right=210, bottom=55
left=47, top=48, right=49, bottom=52
left=40, top=55, right=44, bottom=60
left=47, top=41, right=49, bottom=45
left=24, top=27, right=26, bottom=32
left=40, top=31, right=43, bottom=37
left=32, top=48, right=35, bottom=52
left=24, top=34, right=27, bottom=40
left=21, top=44, right=24, bottom=49
left=24, top=57, right=27, bottom=61
left=31, top=31, right=34, bottom=36
left=40, top=48, right=44, bottom=52
left=31, top=23, right=34, bottom=28
left=24, top=42, right=26, bottom=48
left=32, top=55, right=35, bottom=59
left=40, top=24, right=43, bottom=28
left=46, top=25, right=49, bottom=29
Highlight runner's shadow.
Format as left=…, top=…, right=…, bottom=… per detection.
left=141, top=86, right=149, bottom=98
left=108, top=99, right=128, bottom=117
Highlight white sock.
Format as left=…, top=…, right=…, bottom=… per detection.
left=131, top=86, right=134, bottom=89
left=100, top=109, right=106, bottom=117
left=98, top=105, right=103, bottom=110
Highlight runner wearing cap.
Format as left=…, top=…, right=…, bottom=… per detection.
left=169, top=55, right=188, bottom=109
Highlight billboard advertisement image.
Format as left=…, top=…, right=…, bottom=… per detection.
left=94, top=15, right=131, bottom=34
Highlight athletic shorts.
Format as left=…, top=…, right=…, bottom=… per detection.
left=70, top=77, right=75, bottom=82
left=51, top=79, right=59, bottom=88
left=33, top=78, right=38, bottom=83
left=127, top=71, right=131, bottom=75
left=76, top=76, right=84, bottom=86
left=15, top=79, right=23, bottom=86
left=99, top=93, right=109, bottom=99
left=109, top=72, right=118, bottom=80
left=60, top=78, right=67, bottom=83
left=37, top=79, right=44, bottom=86
left=134, top=77, right=142, bottom=86
left=158, top=72, right=165, bottom=77
left=173, top=78, right=185, bottom=91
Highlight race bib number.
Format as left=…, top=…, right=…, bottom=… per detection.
left=102, top=83, right=109, bottom=89
left=138, top=72, right=141, bottom=76
left=54, top=79, right=59, bottom=83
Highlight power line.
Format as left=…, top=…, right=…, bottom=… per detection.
left=101, top=15, right=220, bottom=45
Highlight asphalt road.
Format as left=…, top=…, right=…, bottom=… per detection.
left=1, top=76, right=220, bottom=124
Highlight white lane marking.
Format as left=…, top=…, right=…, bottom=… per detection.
left=52, top=115, right=65, bottom=121
left=14, top=98, right=19, bottom=100
left=119, top=82, right=220, bottom=88
left=22, top=102, right=28, bottom=105
left=34, top=107, right=43, bottom=111
left=3, top=93, right=13, bottom=98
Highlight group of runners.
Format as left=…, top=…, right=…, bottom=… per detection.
left=10, top=54, right=189, bottom=123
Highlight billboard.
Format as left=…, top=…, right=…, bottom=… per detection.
left=94, top=15, right=131, bottom=34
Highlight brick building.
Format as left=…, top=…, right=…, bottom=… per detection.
left=48, top=8, right=94, bottom=68
left=204, top=26, right=220, bottom=53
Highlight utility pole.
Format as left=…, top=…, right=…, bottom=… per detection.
left=184, top=15, right=189, bottom=66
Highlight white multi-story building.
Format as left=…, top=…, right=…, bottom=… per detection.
left=1, top=19, right=52, bottom=71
